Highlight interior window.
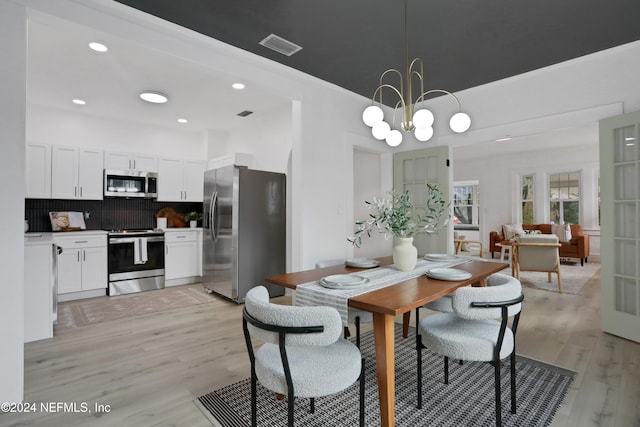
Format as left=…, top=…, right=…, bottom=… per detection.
left=453, top=182, right=479, bottom=227
left=521, top=175, right=534, bottom=224
left=549, top=171, right=580, bottom=224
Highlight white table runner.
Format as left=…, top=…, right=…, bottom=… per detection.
left=295, top=257, right=476, bottom=325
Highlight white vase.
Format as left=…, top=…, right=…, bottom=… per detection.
left=393, top=237, right=418, bottom=272
left=190, top=220, right=197, bottom=228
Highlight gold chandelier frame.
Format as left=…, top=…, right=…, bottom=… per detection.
left=362, top=0, right=471, bottom=146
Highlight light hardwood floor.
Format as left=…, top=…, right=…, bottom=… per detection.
left=1, top=265, right=638, bottom=427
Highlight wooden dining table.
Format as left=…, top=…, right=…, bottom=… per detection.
left=264, top=256, right=508, bottom=427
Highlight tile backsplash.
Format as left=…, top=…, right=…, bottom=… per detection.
left=25, top=198, right=201, bottom=232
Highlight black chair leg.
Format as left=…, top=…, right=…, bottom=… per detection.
left=510, top=352, right=517, bottom=414
left=287, top=389, right=294, bottom=427
left=310, top=397, right=315, bottom=413
left=343, top=326, right=351, bottom=339
left=251, top=373, right=257, bottom=427
left=494, top=360, right=502, bottom=427
left=444, top=356, right=449, bottom=384
left=359, top=358, right=365, bottom=427
left=355, top=316, right=361, bottom=349
left=581, top=258, right=584, bottom=266
left=417, top=336, right=423, bottom=409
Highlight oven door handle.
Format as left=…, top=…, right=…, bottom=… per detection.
left=109, top=236, right=165, bottom=244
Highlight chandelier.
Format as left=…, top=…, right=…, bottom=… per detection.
left=362, top=0, right=471, bottom=147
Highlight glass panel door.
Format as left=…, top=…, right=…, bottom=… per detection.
left=393, top=146, right=452, bottom=256
left=600, top=111, right=640, bottom=342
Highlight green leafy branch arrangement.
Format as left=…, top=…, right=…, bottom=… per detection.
left=348, top=184, right=449, bottom=248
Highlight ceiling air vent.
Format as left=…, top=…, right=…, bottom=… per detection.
left=237, top=110, right=253, bottom=117
left=259, top=34, right=302, bottom=57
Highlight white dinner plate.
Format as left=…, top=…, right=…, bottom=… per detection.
left=425, top=267, right=472, bottom=281
left=345, top=258, right=380, bottom=268
left=425, top=253, right=458, bottom=262
left=320, top=275, right=370, bottom=289
left=322, top=274, right=367, bottom=285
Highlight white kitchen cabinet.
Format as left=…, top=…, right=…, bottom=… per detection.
left=25, top=143, right=52, bottom=198
left=157, top=158, right=205, bottom=202
left=165, top=230, right=199, bottom=281
left=206, top=152, right=253, bottom=170
left=51, top=145, right=103, bottom=200
left=24, top=234, right=54, bottom=342
left=105, top=151, right=157, bottom=172
left=164, top=229, right=202, bottom=285
left=54, top=234, right=107, bottom=296
left=183, top=160, right=205, bottom=201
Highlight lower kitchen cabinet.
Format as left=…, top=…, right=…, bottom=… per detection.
left=54, top=233, right=107, bottom=297
left=24, top=234, right=55, bottom=342
left=165, top=229, right=202, bottom=284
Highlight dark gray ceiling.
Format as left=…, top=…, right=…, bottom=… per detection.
left=114, top=0, right=640, bottom=104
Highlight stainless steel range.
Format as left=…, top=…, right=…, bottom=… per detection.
left=107, top=229, right=165, bottom=296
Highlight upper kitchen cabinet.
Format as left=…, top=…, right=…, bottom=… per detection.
left=25, top=143, right=51, bottom=198
left=51, top=145, right=104, bottom=200
left=104, top=151, right=157, bottom=172
left=157, top=158, right=205, bottom=202
left=207, top=152, right=253, bottom=170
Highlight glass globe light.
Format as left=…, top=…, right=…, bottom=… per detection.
left=414, top=126, right=434, bottom=142
left=449, top=112, right=471, bottom=133
left=362, top=105, right=384, bottom=127
left=372, top=121, right=391, bottom=140
left=412, top=109, right=434, bottom=128
left=385, top=130, right=402, bottom=147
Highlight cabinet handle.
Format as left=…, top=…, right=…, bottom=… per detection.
left=133, top=159, right=136, bottom=169
left=74, top=186, right=77, bottom=197
left=74, top=240, right=88, bottom=244
left=77, top=252, right=80, bottom=262
left=80, top=186, right=83, bottom=197
left=83, top=251, right=86, bottom=262
left=177, top=235, right=186, bottom=239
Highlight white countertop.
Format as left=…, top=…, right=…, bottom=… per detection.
left=162, top=227, right=202, bottom=232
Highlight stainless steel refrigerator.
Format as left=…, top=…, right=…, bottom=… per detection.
left=202, top=165, right=286, bottom=302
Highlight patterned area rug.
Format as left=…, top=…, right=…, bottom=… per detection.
left=518, top=260, right=599, bottom=295
left=195, top=324, right=575, bottom=427
left=57, top=284, right=216, bottom=328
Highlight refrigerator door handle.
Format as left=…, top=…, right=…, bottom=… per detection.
left=210, top=191, right=218, bottom=242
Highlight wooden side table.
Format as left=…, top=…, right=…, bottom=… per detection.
left=495, top=240, right=515, bottom=275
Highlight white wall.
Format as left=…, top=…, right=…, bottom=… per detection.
left=0, top=0, right=26, bottom=403
left=27, top=104, right=205, bottom=160
left=352, top=148, right=393, bottom=259
left=220, top=104, right=293, bottom=174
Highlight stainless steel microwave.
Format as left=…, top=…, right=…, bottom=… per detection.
left=104, top=169, right=158, bottom=198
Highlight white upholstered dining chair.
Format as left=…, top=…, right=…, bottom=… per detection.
left=415, top=275, right=524, bottom=427
left=243, top=286, right=365, bottom=427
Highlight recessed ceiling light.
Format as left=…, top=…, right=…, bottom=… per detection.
left=140, top=91, right=168, bottom=104
left=177, top=118, right=188, bottom=123
left=72, top=99, right=86, bottom=105
left=625, top=137, right=636, bottom=141
left=232, top=83, right=245, bottom=90
left=89, top=42, right=108, bottom=52
left=495, top=137, right=512, bottom=142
